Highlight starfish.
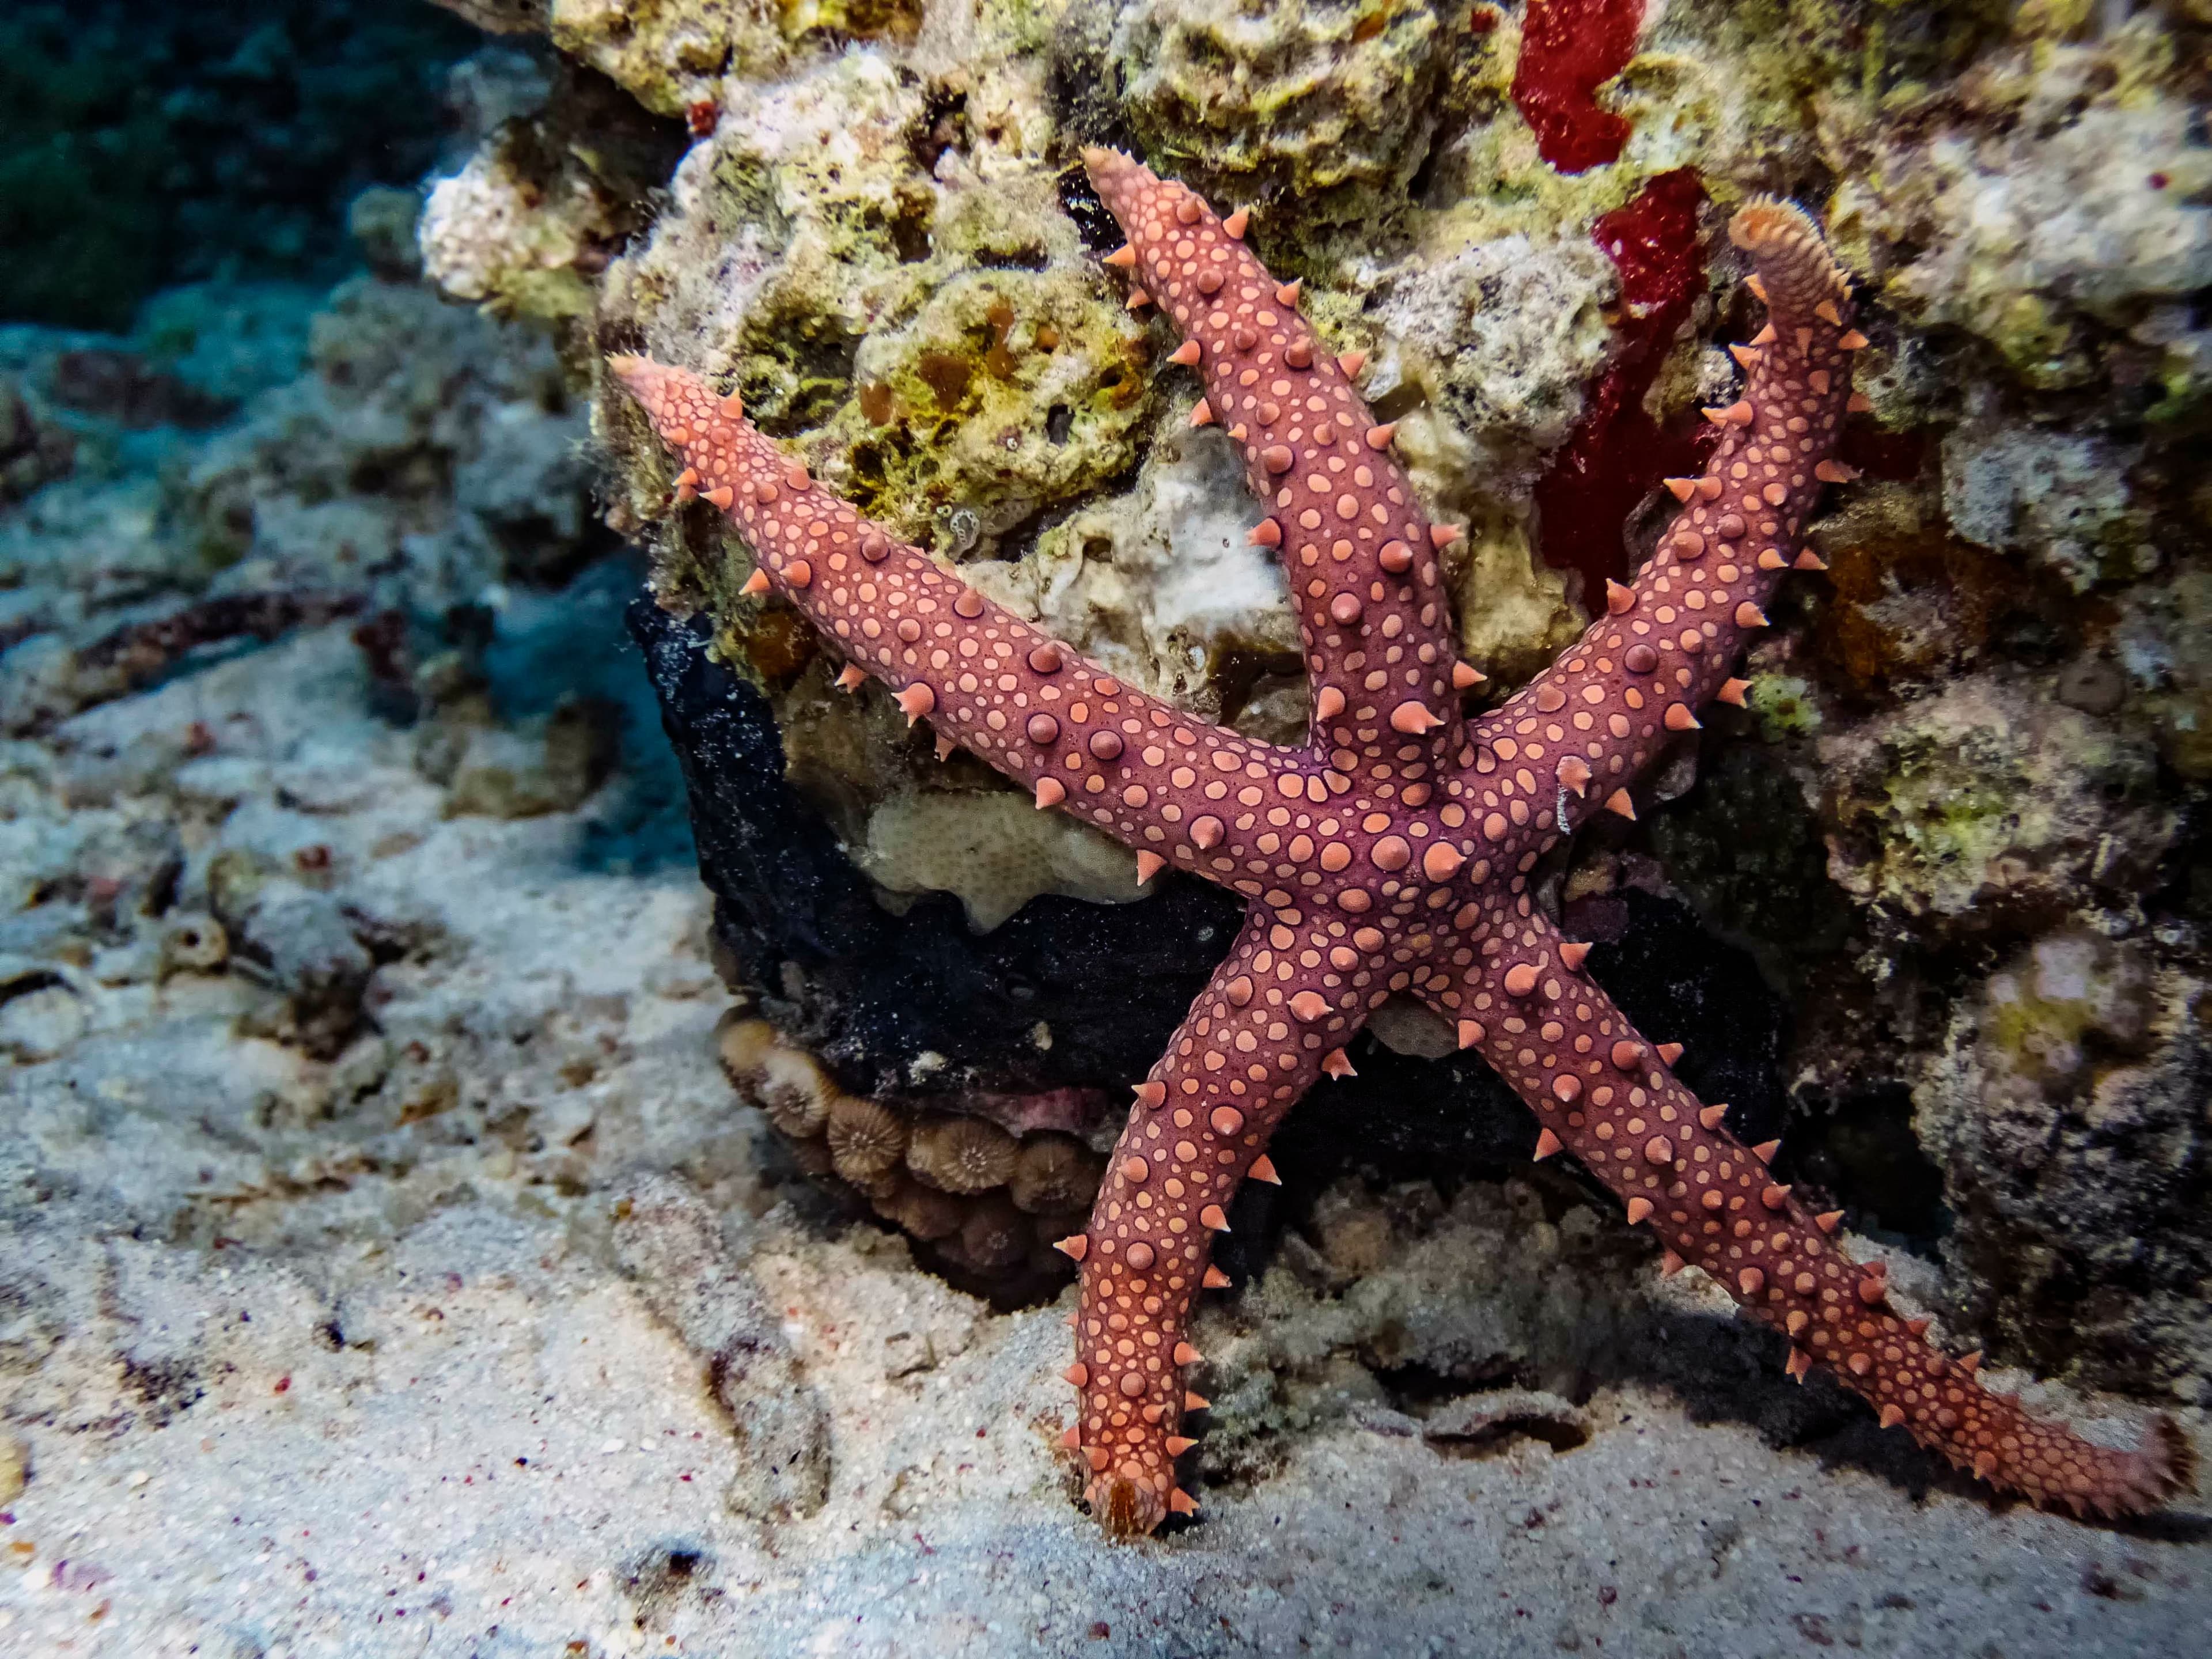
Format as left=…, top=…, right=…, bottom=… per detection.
left=612, top=150, right=2195, bottom=1538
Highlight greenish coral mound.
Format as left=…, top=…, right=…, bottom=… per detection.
left=1830, top=16, right=2212, bottom=398
left=811, top=250, right=1153, bottom=550
left=598, top=50, right=1154, bottom=596
left=1818, top=673, right=2176, bottom=933
left=422, top=132, right=615, bottom=323
left=548, top=0, right=791, bottom=118
left=541, top=0, right=925, bottom=119
left=1101, top=0, right=1450, bottom=226
left=1744, top=673, right=1821, bottom=743
left=419, top=69, right=682, bottom=325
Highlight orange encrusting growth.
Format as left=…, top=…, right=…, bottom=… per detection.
left=613, top=150, right=2196, bottom=1539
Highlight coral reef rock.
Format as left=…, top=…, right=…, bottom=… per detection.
left=1819, top=673, right=2176, bottom=935
left=1096, top=0, right=1452, bottom=225
left=1919, top=929, right=2211, bottom=1403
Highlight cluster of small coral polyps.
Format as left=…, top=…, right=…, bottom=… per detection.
left=717, top=1016, right=1104, bottom=1282
left=619, top=149, right=2193, bottom=1540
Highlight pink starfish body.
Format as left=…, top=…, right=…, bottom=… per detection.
left=613, top=151, right=2195, bottom=1538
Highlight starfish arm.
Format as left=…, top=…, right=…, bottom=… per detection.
left=1083, top=148, right=1466, bottom=767
left=1471, top=201, right=1861, bottom=844
left=611, top=356, right=1317, bottom=869
left=1424, top=925, right=2196, bottom=1518
left=1066, top=903, right=1358, bottom=1536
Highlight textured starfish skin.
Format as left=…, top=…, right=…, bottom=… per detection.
left=614, top=150, right=2196, bottom=1538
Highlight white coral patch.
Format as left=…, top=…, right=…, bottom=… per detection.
left=854, top=789, right=1145, bottom=932
left=1941, top=403, right=2150, bottom=593
left=969, top=425, right=1299, bottom=724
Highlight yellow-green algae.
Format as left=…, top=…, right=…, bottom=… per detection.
left=1819, top=675, right=2175, bottom=927
left=809, top=222, right=1156, bottom=547
left=1975, top=929, right=2154, bottom=1089
left=1745, top=673, right=1823, bottom=742
left=1827, top=9, right=2212, bottom=395
left=550, top=0, right=792, bottom=118
left=1106, top=0, right=1450, bottom=227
